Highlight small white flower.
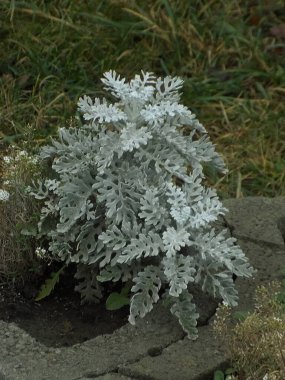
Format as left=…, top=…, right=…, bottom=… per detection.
left=3, top=156, right=12, bottom=164
left=15, top=150, right=28, bottom=161
left=35, top=247, right=47, bottom=259
left=18, top=150, right=28, bottom=157
left=0, top=189, right=10, bottom=201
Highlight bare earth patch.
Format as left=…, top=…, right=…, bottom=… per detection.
left=0, top=266, right=129, bottom=348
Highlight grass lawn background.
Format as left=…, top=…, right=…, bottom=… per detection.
left=0, top=0, right=284, bottom=199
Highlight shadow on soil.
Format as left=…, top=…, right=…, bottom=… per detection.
left=0, top=264, right=129, bottom=348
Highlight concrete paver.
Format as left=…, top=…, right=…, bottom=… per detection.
left=0, top=197, right=284, bottom=380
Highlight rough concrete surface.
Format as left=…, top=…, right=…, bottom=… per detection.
left=222, top=197, right=285, bottom=248
left=0, top=197, right=285, bottom=380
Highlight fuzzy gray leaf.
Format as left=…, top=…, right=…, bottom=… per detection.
left=170, top=291, right=199, bottom=340
left=129, top=266, right=162, bottom=324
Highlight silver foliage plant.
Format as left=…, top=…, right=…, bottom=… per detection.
left=31, top=71, right=254, bottom=339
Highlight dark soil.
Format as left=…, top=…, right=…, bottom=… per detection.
left=0, top=264, right=129, bottom=348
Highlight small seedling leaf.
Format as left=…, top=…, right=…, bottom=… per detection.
left=106, top=292, right=130, bottom=310
left=106, top=284, right=131, bottom=310
left=213, top=370, right=224, bottom=380
left=35, top=265, right=65, bottom=301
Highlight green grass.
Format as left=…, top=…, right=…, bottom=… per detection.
left=1, top=0, right=285, bottom=198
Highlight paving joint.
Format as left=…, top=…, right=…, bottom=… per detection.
left=232, top=234, right=284, bottom=249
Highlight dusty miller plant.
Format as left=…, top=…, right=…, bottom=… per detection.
left=30, top=71, right=255, bottom=339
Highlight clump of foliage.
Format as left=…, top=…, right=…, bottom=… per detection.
left=0, top=146, right=49, bottom=285
left=213, top=281, right=285, bottom=379
left=29, top=71, right=254, bottom=339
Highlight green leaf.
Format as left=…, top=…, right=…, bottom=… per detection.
left=213, top=370, right=224, bottom=380
left=106, top=292, right=130, bottom=310
left=34, top=265, right=66, bottom=301
left=106, top=283, right=131, bottom=310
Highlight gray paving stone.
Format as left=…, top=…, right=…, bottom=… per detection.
left=0, top=304, right=184, bottom=380
left=118, top=325, right=228, bottom=380
left=223, top=196, right=285, bottom=248
left=233, top=239, right=285, bottom=313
